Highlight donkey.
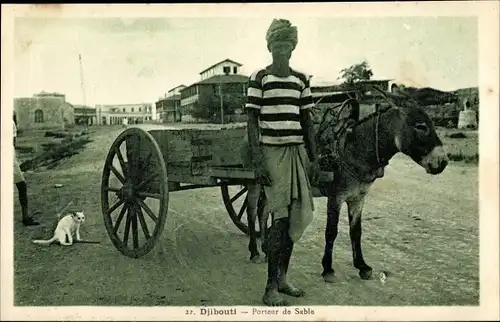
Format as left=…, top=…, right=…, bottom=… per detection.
left=244, top=88, right=449, bottom=282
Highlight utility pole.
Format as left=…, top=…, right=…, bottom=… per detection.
left=219, top=83, right=224, bottom=125
left=78, top=54, right=89, bottom=128
left=79, top=54, right=87, bottom=107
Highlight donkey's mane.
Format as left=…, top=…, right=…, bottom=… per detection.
left=353, top=104, right=393, bottom=127
left=351, top=90, right=420, bottom=127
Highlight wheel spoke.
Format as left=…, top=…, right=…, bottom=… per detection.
left=136, top=204, right=151, bottom=239
left=139, top=152, right=152, bottom=172
left=103, top=128, right=169, bottom=258
left=136, top=191, right=161, bottom=199
left=108, top=198, right=125, bottom=215
left=132, top=205, right=139, bottom=249
left=126, top=136, right=139, bottom=175
left=115, top=146, right=128, bottom=179
left=237, top=197, right=248, bottom=220
left=123, top=208, right=132, bottom=246
left=136, top=198, right=158, bottom=223
left=136, top=171, right=160, bottom=191
left=113, top=203, right=128, bottom=234
left=110, top=165, right=126, bottom=184
left=231, top=187, right=248, bottom=203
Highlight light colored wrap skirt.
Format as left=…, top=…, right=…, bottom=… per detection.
left=261, top=144, right=315, bottom=242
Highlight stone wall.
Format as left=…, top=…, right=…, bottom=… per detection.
left=14, top=96, right=75, bottom=131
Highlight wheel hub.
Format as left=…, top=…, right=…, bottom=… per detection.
left=121, top=182, right=136, bottom=202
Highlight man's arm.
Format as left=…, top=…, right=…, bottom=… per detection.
left=245, top=71, right=264, bottom=165
left=299, top=76, right=317, bottom=162
left=300, top=110, right=317, bottom=162
left=247, top=109, right=261, bottom=164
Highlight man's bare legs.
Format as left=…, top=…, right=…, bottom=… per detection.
left=262, top=203, right=304, bottom=306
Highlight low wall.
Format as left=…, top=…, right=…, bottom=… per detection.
left=181, top=114, right=247, bottom=124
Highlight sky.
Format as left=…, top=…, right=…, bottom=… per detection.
left=13, top=16, right=478, bottom=106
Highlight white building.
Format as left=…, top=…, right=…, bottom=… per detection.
left=199, top=58, right=243, bottom=81
left=167, top=85, right=187, bottom=96
left=96, top=103, right=154, bottom=125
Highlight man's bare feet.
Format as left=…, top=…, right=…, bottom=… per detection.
left=262, top=289, right=289, bottom=306
left=278, top=281, right=305, bottom=297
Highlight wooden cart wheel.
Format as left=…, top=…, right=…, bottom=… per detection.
left=101, top=127, right=169, bottom=258
left=220, top=184, right=262, bottom=237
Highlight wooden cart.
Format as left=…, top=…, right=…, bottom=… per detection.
left=101, top=91, right=359, bottom=258
left=101, top=124, right=259, bottom=258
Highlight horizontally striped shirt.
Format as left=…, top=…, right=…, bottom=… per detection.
left=245, top=68, right=315, bottom=146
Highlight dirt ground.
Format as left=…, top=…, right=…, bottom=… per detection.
left=13, top=124, right=478, bottom=306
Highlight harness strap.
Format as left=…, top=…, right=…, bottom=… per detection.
left=319, top=103, right=391, bottom=183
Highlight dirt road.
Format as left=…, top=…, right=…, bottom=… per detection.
left=13, top=125, right=478, bottom=306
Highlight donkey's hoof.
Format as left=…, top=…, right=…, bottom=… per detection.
left=255, top=256, right=268, bottom=264
left=359, top=268, right=373, bottom=280
left=322, top=271, right=335, bottom=283
left=250, top=254, right=261, bottom=264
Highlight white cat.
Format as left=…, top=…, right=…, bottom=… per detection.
left=32, top=212, right=85, bottom=246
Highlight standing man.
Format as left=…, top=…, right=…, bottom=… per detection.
left=13, top=114, right=40, bottom=226
left=245, top=18, right=319, bottom=306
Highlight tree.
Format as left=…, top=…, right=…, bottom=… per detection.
left=338, top=60, right=374, bottom=85
left=191, top=95, right=218, bottom=121
left=220, top=92, right=245, bottom=115
left=192, top=84, right=246, bottom=123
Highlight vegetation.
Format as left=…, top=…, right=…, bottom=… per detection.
left=437, top=128, right=478, bottom=165
left=191, top=84, right=246, bottom=123
left=14, top=125, right=479, bottom=307
left=447, top=152, right=478, bottom=164
left=338, top=60, right=374, bottom=84
left=18, top=129, right=93, bottom=172
left=336, top=61, right=480, bottom=129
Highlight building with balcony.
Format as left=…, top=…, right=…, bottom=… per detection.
left=14, top=91, right=75, bottom=130
left=95, top=103, right=154, bottom=125
left=180, top=59, right=248, bottom=121
left=155, top=85, right=186, bottom=123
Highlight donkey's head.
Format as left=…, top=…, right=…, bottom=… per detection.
left=377, top=87, right=449, bottom=175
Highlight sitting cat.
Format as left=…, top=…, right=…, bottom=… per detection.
left=32, top=212, right=85, bottom=246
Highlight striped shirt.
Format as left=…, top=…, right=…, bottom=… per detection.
left=245, top=68, right=315, bottom=146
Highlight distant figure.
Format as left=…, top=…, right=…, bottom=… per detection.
left=122, top=117, right=128, bottom=128
left=463, top=98, right=471, bottom=110
left=13, top=115, right=40, bottom=226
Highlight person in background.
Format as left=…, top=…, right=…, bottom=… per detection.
left=245, top=18, right=319, bottom=306
left=13, top=114, right=40, bottom=226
